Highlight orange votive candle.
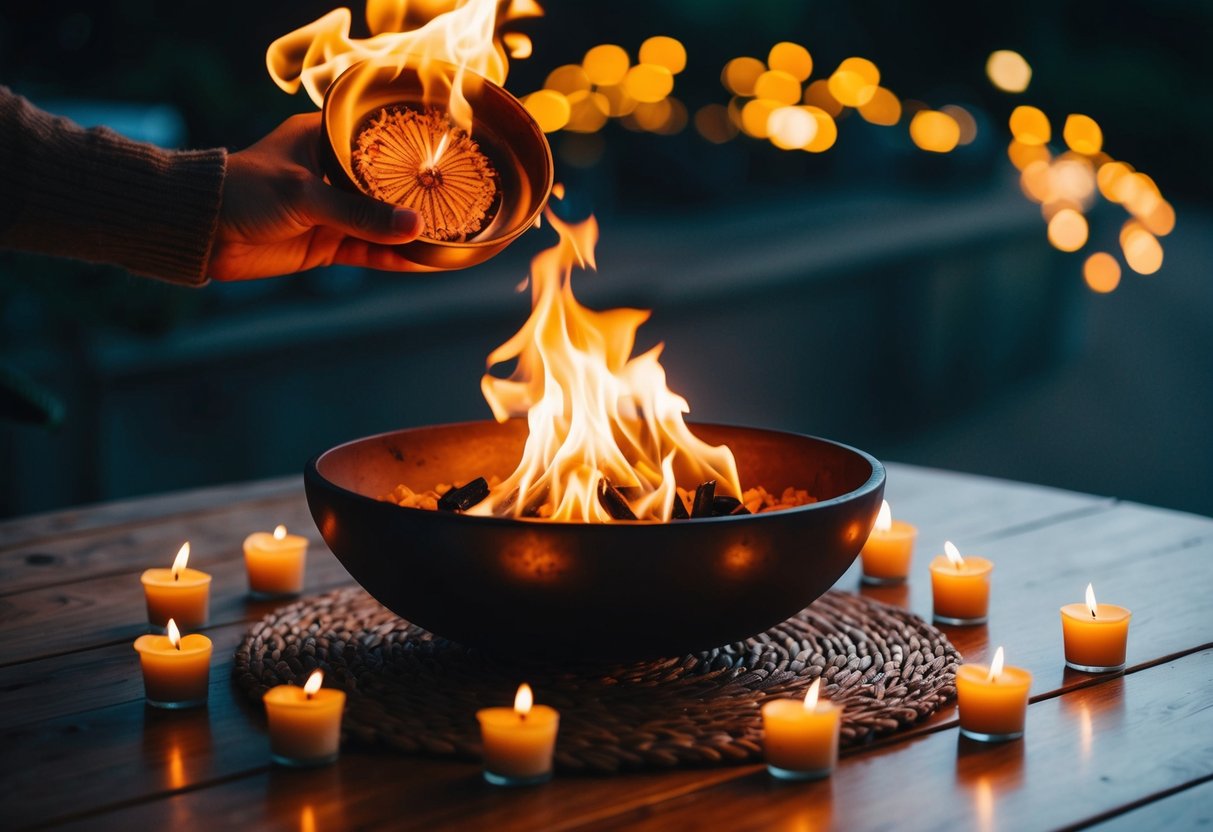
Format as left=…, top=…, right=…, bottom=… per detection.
left=761, top=678, right=843, bottom=780
left=860, top=500, right=918, bottom=585
left=141, top=542, right=211, bottom=630
left=956, top=647, right=1032, bottom=742
left=133, top=618, right=212, bottom=709
left=930, top=541, right=993, bottom=625
left=264, top=670, right=346, bottom=766
left=476, top=683, right=560, bottom=786
left=243, top=525, right=309, bottom=597
left=1060, top=584, right=1131, bottom=672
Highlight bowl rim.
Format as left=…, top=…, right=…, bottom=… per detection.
left=320, top=58, right=554, bottom=251
left=306, top=419, right=886, bottom=528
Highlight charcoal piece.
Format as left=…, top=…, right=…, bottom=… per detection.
left=691, top=481, right=717, bottom=518
left=437, top=477, right=490, bottom=512
left=711, top=496, right=742, bottom=516
left=671, top=493, right=690, bottom=519
left=598, top=479, right=638, bottom=521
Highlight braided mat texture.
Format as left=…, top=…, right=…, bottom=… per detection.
left=235, top=587, right=960, bottom=773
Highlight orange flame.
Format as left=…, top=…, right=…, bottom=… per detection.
left=274, top=525, right=288, bottom=541
left=944, top=540, right=965, bottom=568
left=1086, top=583, right=1098, bottom=618
left=171, top=542, right=190, bottom=580
left=167, top=618, right=182, bottom=649
left=470, top=201, right=741, bottom=522
left=304, top=669, right=325, bottom=698
left=874, top=499, right=892, bottom=533
left=803, top=677, right=822, bottom=710
left=267, top=0, right=542, bottom=132
left=514, top=682, right=533, bottom=715
left=987, top=646, right=1005, bottom=682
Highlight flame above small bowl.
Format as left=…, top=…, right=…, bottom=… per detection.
left=320, top=59, right=553, bottom=270
left=305, top=420, right=885, bottom=661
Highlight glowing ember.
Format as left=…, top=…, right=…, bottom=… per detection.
left=354, top=107, right=498, bottom=240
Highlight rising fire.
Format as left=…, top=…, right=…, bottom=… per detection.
left=470, top=199, right=743, bottom=522
left=267, top=0, right=542, bottom=131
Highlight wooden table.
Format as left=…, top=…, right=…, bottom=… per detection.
left=2, top=464, right=1211, bottom=831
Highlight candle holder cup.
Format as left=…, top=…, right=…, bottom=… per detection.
left=320, top=58, right=553, bottom=271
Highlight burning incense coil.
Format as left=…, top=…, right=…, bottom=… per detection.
left=353, top=107, right=499, bottom=241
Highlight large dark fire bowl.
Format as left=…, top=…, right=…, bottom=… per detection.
left=304, top=420, right=885, bottom=661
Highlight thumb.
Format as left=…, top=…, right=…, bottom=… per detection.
left=307, top=184, right=423, bottom=244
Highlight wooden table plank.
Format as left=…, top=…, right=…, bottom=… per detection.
left=1089, top=776, right=1213, bottom=831
left=0, top=492, right=316, bottom=597
left=0, top=477, right=300, bottom=552
left=575, top=649, right=1213, bottom=832
left=46, top=650, right=1213, bottom=832
left=6, top=500, right=1211, bottom=830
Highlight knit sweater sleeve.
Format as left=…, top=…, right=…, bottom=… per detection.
left=0, top=87, right=226, bottom=286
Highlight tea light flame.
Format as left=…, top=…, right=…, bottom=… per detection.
left=304, top=669, right=324, bottom=699
left=987, top=646, right=1005, bottom=682
left=944, top=540, right=965, bottom=569
left=1086, top=583, right=1098, bottom=618
left=172, top=542, right=190, bottom=580
left=167, top=618, right=182, bottom=650
left=274, top=525, right=288, bottom=541
left=514, top=682, right=534, bottom=717
left=875, top=500, right=893, bottom=533
left=803, top=677, right=822, bottom=710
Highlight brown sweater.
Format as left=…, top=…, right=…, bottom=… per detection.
left=0, top=87, right=226, bottom=286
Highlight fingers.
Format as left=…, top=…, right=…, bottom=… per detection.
left=305, top=182, right=424, bottom=245
left=331, top=237, right=440, bottom=273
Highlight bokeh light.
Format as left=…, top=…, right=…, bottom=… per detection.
left=754, top=70, right=802, bottom=106
left=859, top=87, right=901, bottom=126
left=565, top=90, right=609, bottom=133
left=1008, top=140, right=1051, bottom=171
left=638, top=36, right=686, bottom=74
left=583, top=44, right=630, bottom=86
left=597, top=83, right=637, bottom=117
left=722, top=57, right=765, bottom=96
left=1122, top=223, right=1164, bottom=274
left=1097, top=161, right=1133, bottom=202
left=1063, top=114, right=1103, bottom=155
left=1083, top=252, right=1121, bottom=293
left=694, top=103, right=738, bottom=144
left=767, top=42, right=813, bottom=82
left=544, top=64, right=590, bottom=95
left=828, top=57, right=880, bottom=107
left=624, top=63, right=674, bottom=103
left=909, top=110, right=961, bottom=153
left=767, top=105, right=818, bottom=150
left=986, top=50, right=1032, bottom=93
left=1047, top=208, right=1089, bottom=252
left=941, top=105, right=977, bottom=145
left=523, top=89, right=571, bottom=133
left=803, top=79, right=843, bottom=117
left=1009, top=105, right=1051, bottom=145
left=741, top=98, right=781, bottom=138
left=802, top=107, right=837, bottom=152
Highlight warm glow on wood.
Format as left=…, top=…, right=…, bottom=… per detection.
left=172, top=542, right=190, bottom=580
left=514, top=682, right=534, bottom=716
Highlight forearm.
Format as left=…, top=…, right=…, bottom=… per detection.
left=0, top=87, right=226, bottom=286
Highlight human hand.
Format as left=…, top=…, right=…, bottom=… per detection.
left=209, top=113, right=426, bottom=281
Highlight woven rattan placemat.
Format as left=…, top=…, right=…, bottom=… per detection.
left=235, top=587, right=960, bottom=772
